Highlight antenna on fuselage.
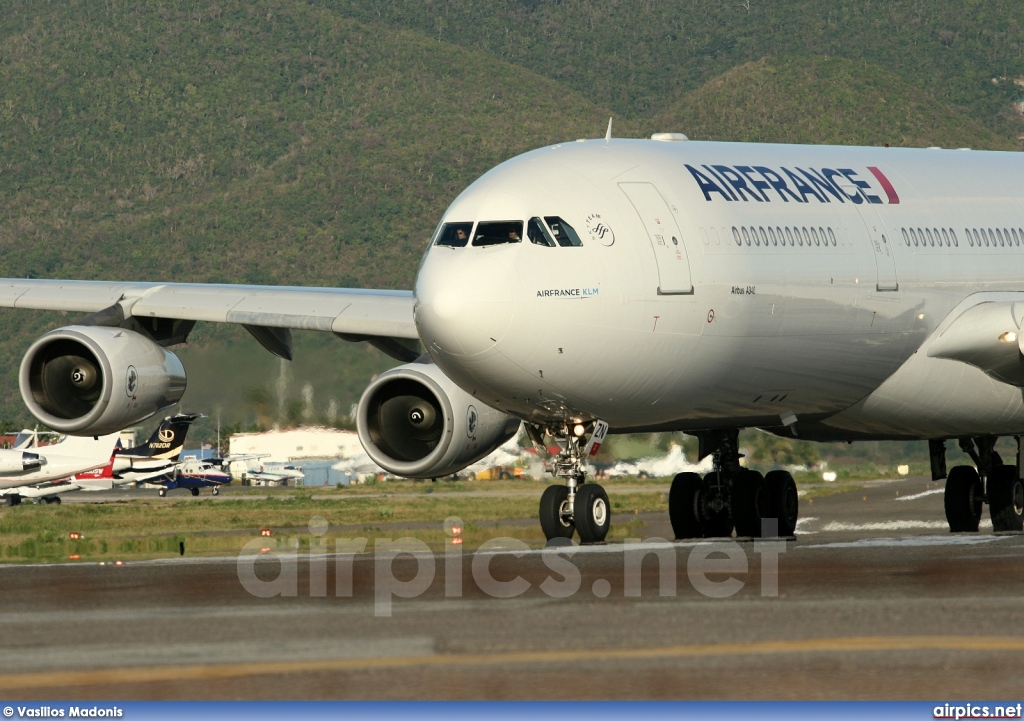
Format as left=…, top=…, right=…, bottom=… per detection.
left=605, top=117, right=613, bottom=142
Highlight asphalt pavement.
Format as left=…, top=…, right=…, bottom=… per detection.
left=1, top=475, right=1022, bottom=700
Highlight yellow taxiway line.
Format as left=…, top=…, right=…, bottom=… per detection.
left=4, top=635, right=1024, bottom=690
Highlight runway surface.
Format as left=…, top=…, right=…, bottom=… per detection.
left=1, top=475, right=1023, bottom=700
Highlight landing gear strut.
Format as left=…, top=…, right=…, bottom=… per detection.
left=533, top=422, right=610, bottom=544
left=669, top=429, right=798, bottom=539
left=941, top=436, right=1024, bottom=533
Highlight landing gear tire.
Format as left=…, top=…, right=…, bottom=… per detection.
left=765, top=470, right=799, bottom=537
left=539, top=485, right=574, bottom=540
left=701, top=472, right=734, bottom=538
left=732, top=469, right=768, bottom=538
left=190, top=487, right=200, bottom=497
left=988, top=465, right=1024, bottom=532
left=45, top=496, right=62, bottom=506
left=669, top=472, right=704, bottom=539
left=944, top=465, right=983, bottom=532
left=213, top=487, right=220, bottom=496
left=575, top=483, right=610, bottom=544
left=4, top=494, right=22, bottom=507
left=158, top=489, right=167, bottom=498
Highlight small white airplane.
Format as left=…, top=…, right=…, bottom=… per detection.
left=0, top=413, right=199, bottom=505
left=0, top=433, right=121, bottom=504
left=5, top=130, right=1024, bottom=540
left=206, top=454, right=304, bottom=487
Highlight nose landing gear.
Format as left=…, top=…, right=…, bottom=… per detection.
left=533, top=421, right=610, bottom=544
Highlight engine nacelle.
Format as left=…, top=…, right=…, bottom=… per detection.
left=357, top=361, right=521, bottom=479
left=0, top=450, right=43, bottom=474
left=20, top=325, right=187, bottom=435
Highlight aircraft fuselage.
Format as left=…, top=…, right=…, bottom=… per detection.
left=415, top=138, right=1024, bottom=441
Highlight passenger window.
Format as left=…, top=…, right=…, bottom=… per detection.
left=811, top=227, right=820, bottom=246
left=759, top=227, right=769, bottom=247
left=801, top=227, right=811, bottom=247
left=828, top=228, right=837, bottom=246
left=768, top=227, right=777, bottom=246
left=972, top=228, right=981, bottom=247
left=925, top=228, right=934, bottom=246
left=941, top=228, right=949, bottom=246
left=473, top=220, right=524, bottom=247
left=528, top=217, right=556, bottom=247
left=987, top=228, right=995, bottom=247
left=902, top=229, right=910, bottom=246
left=732, top=227, right=742, bottom=246
left=1014, top=228, right=1021, bottom=246
left=785, top=227, right=794, bottom=246
left=742, top=227, right=750, bottom=246
left=950, top=229, right=959, bottom=247
left=544, top=216, right=583, bottom=247
left=435, top=222, right=473, bottom=248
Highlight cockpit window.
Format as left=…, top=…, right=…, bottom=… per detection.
left=528, top=217, right=556, bottom=247
left=544, top=216, right=583, bottom=247
left=434, top=222, right=473, bottom=247
left=473, top=220, right=524, bottom=247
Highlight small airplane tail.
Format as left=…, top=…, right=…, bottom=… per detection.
left=119, top=413, right=201, bottom=460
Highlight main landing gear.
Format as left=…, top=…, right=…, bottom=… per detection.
left=533, top=422, right=611, bottom=545
left=668, top=429, right=799, bottom=539
left=936, top=437, right=1024, bottom=533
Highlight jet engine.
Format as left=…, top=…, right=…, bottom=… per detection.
left=357, top=361, right=521, bottom=479
left=0, top=450, right=43, bottom=474
left=20, top=325, right=187, bottom=435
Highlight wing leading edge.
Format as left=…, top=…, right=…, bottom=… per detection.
left=0, top=279, right=419, bottom=360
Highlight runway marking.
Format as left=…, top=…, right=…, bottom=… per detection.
left=895, top=489, right=944, bottom=502
left=3, top=635, right=1024, bottom=690
left=804, top=535, right=1005, bottom=549
left=819, top=520, right=993, bottom=532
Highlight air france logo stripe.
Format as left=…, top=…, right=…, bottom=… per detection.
left=685, top=163, right=899, bottom=205
left=867, top=166, right=900, bottom=204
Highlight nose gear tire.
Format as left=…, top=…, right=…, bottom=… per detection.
left=539, top=484, right=575, bottom=540
left=575, top=483, right=610, bottom=544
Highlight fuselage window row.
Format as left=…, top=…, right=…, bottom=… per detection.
left=900, top=227, right=1024, bottom=249
left=901, top=227, right=959, bottom=248
left=731, top=226, right=838, bottom=248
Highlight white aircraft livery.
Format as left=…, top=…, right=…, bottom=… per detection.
left=3, top=133, right=1024, bottom=541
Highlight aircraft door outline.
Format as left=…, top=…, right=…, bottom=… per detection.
left=618, top=182, right=694, bottom=295
left=861, top=209, right=899, bottom=292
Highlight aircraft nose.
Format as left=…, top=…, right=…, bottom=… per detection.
left=415, top=250, right=516, bottom=357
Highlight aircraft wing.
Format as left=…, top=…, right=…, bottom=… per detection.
left=0, top=279, right=417, bottom=341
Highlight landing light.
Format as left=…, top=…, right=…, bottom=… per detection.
left=573, top=424, right=586, bottom=437
left=260, top=528, right=273, bottom=537
left=999, top=331, right=1017, bottom=343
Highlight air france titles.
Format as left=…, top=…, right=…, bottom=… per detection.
left=537, top=288, right=599, bottom=299
left=685, top=164, right=900, bottom=205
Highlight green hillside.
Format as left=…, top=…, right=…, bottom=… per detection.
left=648, top=55, right=1017, bottom=149
left=325, top=0, right=1024, bottom=139
left=0, top=0, right=609, bottom=289
left=0, top=1, right=1022, bottom=438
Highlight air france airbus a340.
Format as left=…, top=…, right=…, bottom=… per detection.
left=4, top=131, right=1024, bottom=542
